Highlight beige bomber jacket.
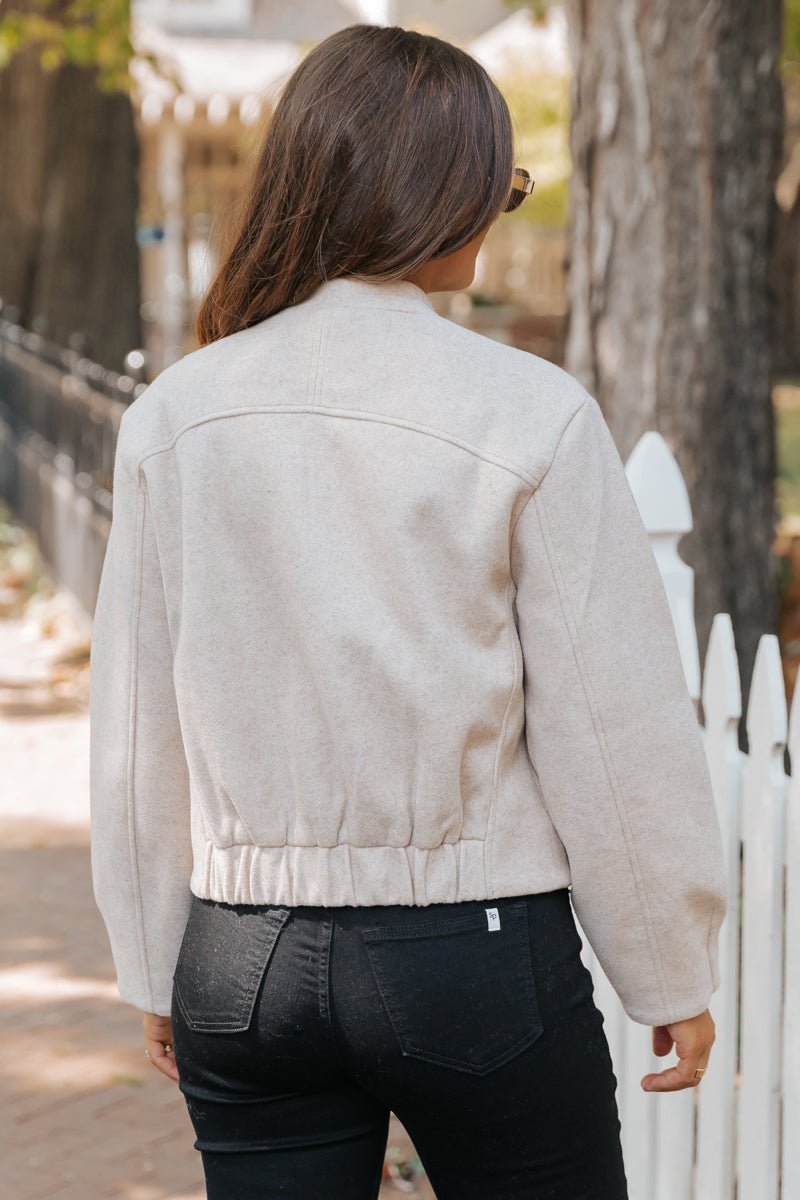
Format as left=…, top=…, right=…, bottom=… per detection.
left=89, top=275, right=728, bottom=1025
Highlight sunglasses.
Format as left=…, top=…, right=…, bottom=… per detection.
left=504, top=168, right=534, bottom=214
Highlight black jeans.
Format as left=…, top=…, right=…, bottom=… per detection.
left=170, top=886, right=628, bottom=1199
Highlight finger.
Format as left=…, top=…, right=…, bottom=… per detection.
left=642, top=1027, right=710, bottom=1094
left=652, top=1026, right=674, bottom=1057
left=642, top=1041, right=710, bottom=1092
left=145, top=1038, right=180, bottom=1083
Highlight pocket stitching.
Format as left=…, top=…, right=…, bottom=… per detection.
left=361, top=902, right=543, bottom=1074
left=173, top=903, right=291, bottom=1033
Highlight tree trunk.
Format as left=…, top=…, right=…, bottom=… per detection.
left=0, top=3, right=141, bottom=371
left=564, top=0, right=784, bottom=735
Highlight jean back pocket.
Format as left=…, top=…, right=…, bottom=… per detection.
left=172, top=895, right=291, bottom=1033
left=360, top=899, right=543, bottom=1075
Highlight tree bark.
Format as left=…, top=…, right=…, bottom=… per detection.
left=564, top=0, right=785, bottom=733
left=0, top=2, right=141, bottom=371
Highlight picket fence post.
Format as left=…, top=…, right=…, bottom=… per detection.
left=695, top=613, right=743, bottom=1200
left=624, top=432, right=700, bottom=702
left=578, top=428, right=798, bottom=1199
left=736, top=635, right=787, bottom=1199
left=785, top=683, right=800, bottom=1198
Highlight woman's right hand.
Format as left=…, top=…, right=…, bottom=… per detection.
left=640, top=1009, right=716, bottom=1092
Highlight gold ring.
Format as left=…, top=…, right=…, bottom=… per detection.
left=693, top=1066, right=706, bottom=1080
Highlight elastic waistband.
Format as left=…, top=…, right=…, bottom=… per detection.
left=191, top=839, right=573, bottom=910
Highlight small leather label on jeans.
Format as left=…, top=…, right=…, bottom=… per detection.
left=485, top=907, right=501, bottom=931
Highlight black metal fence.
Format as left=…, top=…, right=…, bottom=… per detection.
left=0, top=318, right=147, bottom=614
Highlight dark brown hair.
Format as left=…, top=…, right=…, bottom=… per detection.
left=196, top=23, right=515, bottom=345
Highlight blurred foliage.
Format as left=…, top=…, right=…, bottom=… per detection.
left=0, top=0, right=166, bottom=93
left=0, top=502, right=45, bottom=614
left=494, top=4, right=572, bottom=228
left=501, top=0, right=553, bottom=21
left=501, top=62, right=571, bottom=228
left=777, top=394, right=800, bottom=517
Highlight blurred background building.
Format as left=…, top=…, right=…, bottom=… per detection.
left=130, top=0, right=571, bottom=372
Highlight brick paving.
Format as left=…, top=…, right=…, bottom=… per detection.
left=0, top=610, right=434, bottom=1200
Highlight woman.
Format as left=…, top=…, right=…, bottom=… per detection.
left=89, top=22, right=728, bottom=1200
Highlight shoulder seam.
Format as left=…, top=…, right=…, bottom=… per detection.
left=508, top=393, right=591, bottom=545
left=536, top=392, right=591, bottom=491
left=131, top=405, right=541, bottom=489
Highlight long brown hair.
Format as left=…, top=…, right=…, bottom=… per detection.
left=196, top=23, right=515, bottom=345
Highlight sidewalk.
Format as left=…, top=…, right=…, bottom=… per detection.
left=0, top=603, right=434, bottom=1199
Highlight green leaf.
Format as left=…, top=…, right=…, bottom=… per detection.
left=39, top=43, right=65, bottom=70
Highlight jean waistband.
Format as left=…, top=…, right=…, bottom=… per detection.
left=194, top=887, right=572, bottom=928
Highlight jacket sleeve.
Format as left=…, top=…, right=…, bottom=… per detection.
left=510, top=390, right=728, bottom=1027
left=89, top=412, right=193, bottom=1017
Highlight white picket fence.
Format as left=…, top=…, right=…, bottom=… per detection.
left=573, top=430, right=800, bottom=1199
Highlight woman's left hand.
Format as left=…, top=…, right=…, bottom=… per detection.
left=143, top=1012, right=180, bottom=1083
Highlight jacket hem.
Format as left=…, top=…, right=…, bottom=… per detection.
left=190, top=839, right=571, bottom=908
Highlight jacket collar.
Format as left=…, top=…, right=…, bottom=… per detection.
left=299, top=275, right=436, bottom=314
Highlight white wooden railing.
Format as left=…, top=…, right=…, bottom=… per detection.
left=575, top=431, right=800, bottom=1199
